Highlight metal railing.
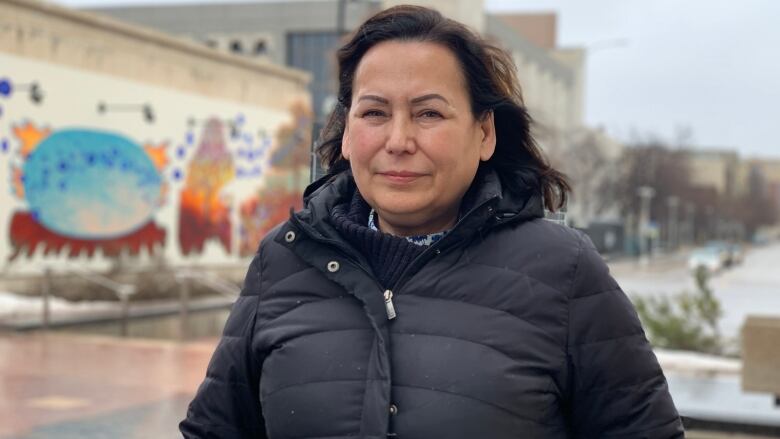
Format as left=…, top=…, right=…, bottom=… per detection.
left=41, top=267, right=137, bottom=336
left=174, top=270, right=240, bottom=340
left=38, top=268, right=239, bottom=339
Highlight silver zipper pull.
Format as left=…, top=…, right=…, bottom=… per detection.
left=384, top=289, right=397, bottom=320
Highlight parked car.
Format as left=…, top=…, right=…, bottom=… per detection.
left=704, top=240, right=745, bottom=267
left=688, top=246, right=727, bottom=273
left=704, top=241, right=732, bottom=267
left=728, top=243, right=745, bottom=265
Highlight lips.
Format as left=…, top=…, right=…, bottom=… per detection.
left=378, top=170, right=425, bottom=183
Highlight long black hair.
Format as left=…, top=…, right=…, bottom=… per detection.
left=316, top=5, right=570, bottom=210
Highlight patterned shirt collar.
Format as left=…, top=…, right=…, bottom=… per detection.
left=368, top=209, right=447, bottom=246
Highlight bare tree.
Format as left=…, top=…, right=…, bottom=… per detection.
left=614, top=141, right=692, bottom=225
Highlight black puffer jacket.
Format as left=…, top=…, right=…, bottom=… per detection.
left=181, top=169, right=684, bottom=438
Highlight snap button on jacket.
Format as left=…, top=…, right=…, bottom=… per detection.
left=181, top=170, right=684, bottom=438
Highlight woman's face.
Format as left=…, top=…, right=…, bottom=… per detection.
left=342, top=40, right=496, bottom=237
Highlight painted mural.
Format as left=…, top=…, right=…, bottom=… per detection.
left=178, top=118, right=234, bottom=255
left=0, top=52, right=312, bottom=272
left=238, top=102, right=312, bottom=256
left=8, top=123, right=168, bottom=260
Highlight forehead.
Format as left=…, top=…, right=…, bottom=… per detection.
left=353, top=40, right=468, bottom=100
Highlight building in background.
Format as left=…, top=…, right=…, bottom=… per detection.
left=681, top=148, right=780, bottom=241
left=487, top=11, right=622, bottom=229
left=688, top=149, right=740, bottom=198
left=86, top=0, right=586, bottom=128
left=85, top=0, right=380, bottom=140
left=0, top=0, right=311, bottom=279
left=89, top=0, right=624, bottom=229
left=491, top=12, right=584, bottom=141
left=686, top=148, right=780, bottom=208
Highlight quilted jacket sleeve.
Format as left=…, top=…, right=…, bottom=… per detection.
left=180, top=249, right=267, bottom=438
left=566, top=233, right=684, bottom=438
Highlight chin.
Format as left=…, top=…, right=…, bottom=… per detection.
left=374, top=202, right=428, bottom=218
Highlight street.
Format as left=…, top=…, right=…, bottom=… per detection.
left=609, top=241, right=780, bottom=344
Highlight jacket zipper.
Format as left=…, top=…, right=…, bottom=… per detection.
left=383, top=290, right=396, bottom=320
left=291, top=195, right=500, bottom=321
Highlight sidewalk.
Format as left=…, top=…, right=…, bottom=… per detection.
left=0, top=333, right=215, bottom=439
left=607, top=249, right=691, bottom=276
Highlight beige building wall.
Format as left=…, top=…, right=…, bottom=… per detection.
left=1, top=0, right=309, bottom=112
left=489, top=13, right=582, bottom=140
left=509, top=39, right=577, bottom=136
left=381, top=0, right=485, bottom=33
left=551, top=48, right=586, bottom=133
left=496, top=13, right=556, bottom=50
left=736, top=158, right=780, bottom=200
left=688, top=150, right=739, bottom=196
left=756, top=159, right=780, bottom=183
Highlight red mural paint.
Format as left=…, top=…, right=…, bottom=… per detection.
left=8, top=212, right=165, bottom=261
left=178, top=118, right=234, bottom=255
left=239, top=190, right=302, bottom=256
left=178, top=190, right=232, bottom=255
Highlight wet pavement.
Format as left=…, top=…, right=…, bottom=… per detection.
left=609, top=241, right=780, bottom=344
left=2, top=332, right=779, bottom=438
left=0, top=333, right=215, bottom=439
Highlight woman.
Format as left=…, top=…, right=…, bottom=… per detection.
left=181, top=5, right=683, bottom=438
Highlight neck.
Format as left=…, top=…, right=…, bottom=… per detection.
left=376, top=207, right=459, bottom=237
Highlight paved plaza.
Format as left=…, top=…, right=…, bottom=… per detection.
left=0, top=333, right=215, bottom=439
left=2, top=332, right=780, bottom=438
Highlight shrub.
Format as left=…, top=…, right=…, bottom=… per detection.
left=632, top=267, right=723, bottom=354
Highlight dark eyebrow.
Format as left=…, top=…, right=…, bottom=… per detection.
left=357, top=95, right=388, bottom=104
left=410, top=94, right=449, bottom=105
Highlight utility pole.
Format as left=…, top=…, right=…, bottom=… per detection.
left=337, top=0, right=348, bottom=35
left=667, top=196, right=679, bottom=251
left=686, top=202, right=696, bottom=245
left=637, top=186, right=656, bottom=265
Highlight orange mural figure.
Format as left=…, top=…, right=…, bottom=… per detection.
left=178, top=118, right=235, bottom=255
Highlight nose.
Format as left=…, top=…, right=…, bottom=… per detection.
left=385, top=116, right=416, bottom=155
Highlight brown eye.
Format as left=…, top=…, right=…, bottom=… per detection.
left=419, top=110, right=442, bottom=119
left=362, top=110, right=386, bottom=118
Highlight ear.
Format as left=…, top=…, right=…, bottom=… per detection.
left=341, top=119, right=351, bottom=160
left=478, top=110, right=496, bottom=161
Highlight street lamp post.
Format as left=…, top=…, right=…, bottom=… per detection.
left=637, top=186, right=656, bottom=264
left=706, top=205, right=715, bottom=240
left=667, top=196, right=679, bottom=250
left=686, top=202, right=696, bottom=244
left=337, top=0, right=347, bottom=35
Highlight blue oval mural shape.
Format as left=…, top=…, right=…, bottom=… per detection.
left=23, top=129, right=163, bottom=239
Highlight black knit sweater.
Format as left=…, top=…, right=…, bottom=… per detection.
left=329, top=190, right=425, bottom=289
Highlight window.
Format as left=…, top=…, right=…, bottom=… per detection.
left=254, top=40, right=268, bottom=55
left=286, top=32, right=340, bottom=122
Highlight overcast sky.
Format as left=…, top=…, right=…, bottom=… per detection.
left=492, top=0, right=780, bottom=159
left=55, top=0, right=780, bottom=158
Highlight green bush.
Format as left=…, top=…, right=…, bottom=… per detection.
left=632, top=267, right=724, bottom=354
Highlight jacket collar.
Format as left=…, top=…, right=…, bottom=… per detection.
left=297, top=165, right=544, bottom=239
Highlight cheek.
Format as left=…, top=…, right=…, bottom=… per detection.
left=346, top=127, right=380, bottom=163
left=426, top=131, right=480, bottom=169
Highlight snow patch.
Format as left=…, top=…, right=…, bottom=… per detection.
left=656, top=349, right=741, bottom=377
left=0, top=290, right=116, bottom=320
